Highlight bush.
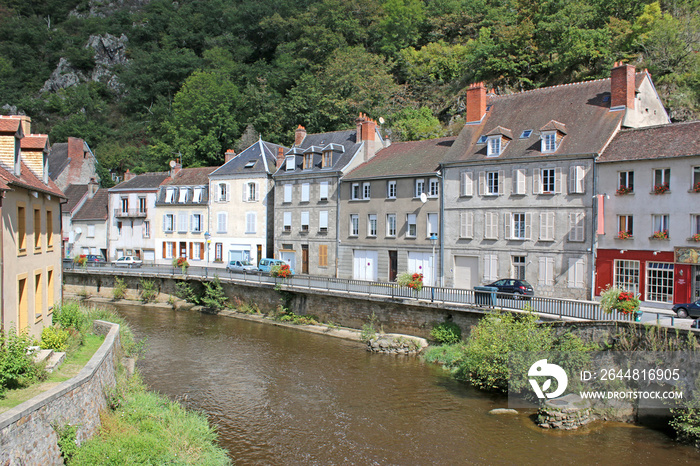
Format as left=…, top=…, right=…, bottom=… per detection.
left=53, top=301, right=88, bottom=332
left=360, top=312, right=381, bottom=343
left=139, top=279, right=158, bottom=303
left=430, top=322, right=462, bottom=345
left=0, top=329, right=44, bottom=397
left=201, top=276, right=227, bottom=311
left=396, top=272, right=423, bottom=291
left=175, top=281, right=200, bottom=304
left=41, top=326, right=70, bottom=352
left=113, top=277, right=127, bottom=300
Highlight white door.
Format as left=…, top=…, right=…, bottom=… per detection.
left=144, top=250, right=156, bottom=262
left=454, top=255, right=479, bottom=289
left=353, top=250, right=378, bottom=281
left=280, top=251, right=296, bottom=271
left=408, top=252, right=434, bottom=286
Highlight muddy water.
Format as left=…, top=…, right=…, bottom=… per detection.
left=114, top=305, right=700, bottom=465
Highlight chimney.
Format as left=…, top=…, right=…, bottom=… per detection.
left=294, top=125, right=306, bottom=146
left=465, top=82, right=487, bottom=124
left=88, top=177, right=99, bottom=198
left=356, top=114, right=378, bottom=162
left=224, top=149, right=236, bottom=163
left=123, top=169, right=136, bottom=182
left=610, top=62, right=635, bottom=110
left=170, top=160, right=182, bottom=179
left=276, top=147, right=285, bottom=168
left=355, top=113, right=366, bottom=143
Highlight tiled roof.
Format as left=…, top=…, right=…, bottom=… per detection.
left=109, top=171, right=170, bottom=191
left=445, top=76, right=640, bottom=163
left=73, top=188, right=109, bottom=221
left=63, top=184, right=89, bottom=212
left=162, top=166, right=217, bottom=186
left=344, top=137, right=456, bottom=180
left=0, top=161, right=65, bottom=198
left=274, top=129, right=361, bottom=176
left=210, top=140, right=288, bottom=176
left=20, top=135, right=49, bottom=150
left=599, top=121, right=700, bottom=163
left=0, top=118, right=21, bottom=133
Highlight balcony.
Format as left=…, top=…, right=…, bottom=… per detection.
left=114, top=209, right=147, bottom=218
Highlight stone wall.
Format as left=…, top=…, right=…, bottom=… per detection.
left=0, top=321, right=121, bottom=465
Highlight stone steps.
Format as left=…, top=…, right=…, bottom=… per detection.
left=29, top=346, right=67, bottom=373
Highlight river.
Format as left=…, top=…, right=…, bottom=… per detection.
left=113, top=304, right=700, bottom=465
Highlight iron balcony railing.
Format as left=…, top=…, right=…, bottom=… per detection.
left=114, top=209, right=147, bottom=218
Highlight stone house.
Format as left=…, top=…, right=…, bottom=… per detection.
left=596, top=120, right=700, bottom=305
left=338, top=137, right=455, bottom=284
left=48, top=137, right=99, bottom=191
left=272, top=115, right=387, bottom=275
left=0, top=115, right=65, bottom=338
left=70, top=182, right=109, bottom=260
left=441, top=63, right=669, bottom=299
left=208, top=140, right=287, bottom=268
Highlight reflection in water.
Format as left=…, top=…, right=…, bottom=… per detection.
left=114, top=305, right=699, bottom=464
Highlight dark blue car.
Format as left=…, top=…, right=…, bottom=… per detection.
left=672, top=300, right=700, bottom=319
left=486, top=279, right=534, bottom=298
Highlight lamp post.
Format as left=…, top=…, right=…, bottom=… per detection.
left=429, top=233, right=438, bottom=287
left=204, top=231, right=211, bottom=276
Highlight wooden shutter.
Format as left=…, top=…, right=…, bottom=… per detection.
left=555, top=167, right=562, bottom=194
left=533, top=169, right=541, bottom=194
left=462, top=171, right=473, bottom=196
left=171, top=242, right=176, bottom=258
left=504, top=213, right=511, bottom=240
left=200, top=242, right=204, bottom=259
left=478, top=171, right=485, bottom=196
left=498, top=170, right=505, bottom=196
left=162, top=242, right=166, bottom=259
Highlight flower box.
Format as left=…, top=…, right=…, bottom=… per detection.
left=616, top=186, right=633, bottom=195
left=692, top=234, right=700, bottom=242
left=694, top=182, right=700, bottom=193
left=651, top=230, right=669, bottom=240
left=653, top=183, right=669, bottom=194
left=617, top=231, right=631, bottom=240
left=600, top=286, right=640, bottom=316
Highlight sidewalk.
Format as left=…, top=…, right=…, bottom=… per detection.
left=638, top=302, right=692, bottom=329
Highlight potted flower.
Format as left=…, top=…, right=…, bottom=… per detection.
left=600, top=286, right=641, bottom=321
left=74, top=254, right=87, bottom=268
left=271, top=264, right=292, bottom=279
left=653, top=183, right=669, bottom=194
left=652, top=230, right=669, bottom=240
left=694, top=182, right=700, bottom=193
left=692, top=233, right=700, bottom=242
left=617, top=231, right=631, bottom=240
left=616, top=186, right=633, bottom=195
left=397, top=272, right=423, bottom=293
left=173, top=257, right=189, bottom=273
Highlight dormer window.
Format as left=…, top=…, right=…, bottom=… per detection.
left=285, top=156, right=294, bottom=171
left=193, top=187, right=203, bottom=203
left=321, top=151, right=331, bottom=168
left=539, top=120, right=567, bottom=153
left=485, top=126, right=512, bottom=157
left=541, top=132, right=557, bottom=152
left=303, top=153, right=313, bottom=170
left=178, top=188, right=188, bottom=203
left=487, top=136, right=502, bottom=157
left=165, top=188, right=176, bottom=203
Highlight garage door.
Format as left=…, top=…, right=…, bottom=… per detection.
left=454, top=255, right=478, bottom=289
left=353, top=250, right=378, bottom=281
left=407, top=252, right=434, bottom=287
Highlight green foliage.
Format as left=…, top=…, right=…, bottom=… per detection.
left=387, top=107, right=444, bottom=142
left=52, top=301, right=88, bottom=332
left=430, top=321, right=462, bottom=345
left=55, top=423, right=80, bottom=464
left=0, top=330, right=43, bottom=397
left=175, top=281, right=200, bottom=304
left=83, top=306, right=145, bottom=358
left=360, top=312, right=381, bottom=343
left=112, top=277, right=127, bottom=300
left=396, top=271, right=424, bottom=291
left=201, top=276, right=227, bottom=312
left=139, top=279, right=158, bottom=303
left=40, top=326, right=70, bottom=352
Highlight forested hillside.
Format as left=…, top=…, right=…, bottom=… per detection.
left=0, top=0, right=698, bottom=184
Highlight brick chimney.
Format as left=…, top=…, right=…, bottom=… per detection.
left=123, top=169, right=136, bottom=182
left=88, top=177, right=99, bottom=198
left=170, top=160, right=182, bottom=179
left=224, top=149, right=236, bottom=163
left=294, top=125, right=306, bottom=146
left=356, top=113, right=379, bottom=162
left=465, top=82, right=487, bottom=124
left=610, top=62, right=635, bottom=110
left=276, top=147, right=285, bottom=168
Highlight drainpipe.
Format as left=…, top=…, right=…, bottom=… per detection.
left=335, top=173, right=341, bottom=278
left=438, top=166, right=445, bottom=287
left=0, top=193, right=4, bottom=330
left=590, top=157, right=598, bottom=301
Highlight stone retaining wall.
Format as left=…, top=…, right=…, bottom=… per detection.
left=0, top=321, right=121, bottom=465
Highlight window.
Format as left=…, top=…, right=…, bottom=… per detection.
left=319, top=211, right=328, bottom=232
left=368, top=214, right=377, bottom=236
left=646, top=262, right=674, bottom=303
left=541, top=132, right=557, bottom=152
left=319, top=245, right=328, bottom=266
left=215, top=243, right=223, bottom=261
left=512, top=256, right=526, bottom=280
left=539, top=257, right=554, bottom=286
left=653, top=168, right=670, bottom=191
left=164, top=242, right=175, bottom=259
left=692, top=214, right=700, bottom=236
left=320, top=181, right=329, bottom=201
left=46, top=210, right=53, bottom=249
left=34, top=208, right=41, bottom=250
left=193, top=188, right=203, bottom=203
left=487, top=136, right=502, bottom=157
left=163, top=214, right=174, bottom=233
left=285, top=156, right=294, bottom=171
left=619, top=171, right=634, bottom=193
left=217, top=212, right=228, bottom=234
left=652, top=214, right=669, bottom=237
left=351, top=183, right=360, bottom=200
left=283, top=212, right=292, bottom=232
left=534, top=168, right=561, bottom=194
left=406, top=214, right=417, bottom=237
left=143, top=221, right=150, bottom=238
left=415, top=179, right=425, bottom=198
left=539, top=212, right=555, bottom=241
left=480, top=171, right=503, bottom=196
left=477, top=135, right=488, bottom=144
left=121, top=197, right=129, bottom=213
left=178, top=188, right=188, bottom=203
left=300, top=211, right=309, bottom=231
left=483, top=254, right=498, bottom=282
left=245, top=160, right=256, bottom=168
left=117, top=221, right=122, bottom=234
left=506, top=212, right=531, bottom=240
left=460, top=171, right=473, bottom=196
left=191, top=243, right=202, bottom=260
left=428, top=178, right=439, bottom=197
left=34, top=272, right=42, bottom=322
left=618, top=215, right=634, bottom=237
left=460, top=211, right=473, bottom=238
left=18, top=277, right=27, bottom=327
left=243, top=212, right=255, bottom=234
left=386, top=214, right=396, bottom=237
left=301, top=183, right=310, bottom=202
left=87, top=224, right=95, bottom=238
left=363, top=182, right=371, bottom=200
left=350, top=214, right=359, bottom=236
left=246, top=182, right=258, bottom=202
left=542, top=169, right=556, bottom=193
left=387, top=180, right=396, bottom=199
left=520, top=130, right=532, bottom=139
left=284, top=184, right=292, bottom=203
left=178, top=213, right=187, bottom=233
left=303, top=153, right=313, bottom=170
left=427, top=213, right=438, bottom=237
left=484, top=212, right=498, bottom=239
left=512, top=169, right=526, bottom=195
left=165, top=188, right=175, bottom=203
left=694, top=167, right=700, bottom=190
left=322, top=152, right=331, bottom=168
left=218, top=183, right=228, bottom=202
left=569, top=212, right=585, bottom=242
left=569, top=165, right=585, bottom=194
left=614, top=259, right=640, bottom=295
left=47, top=268, right=54, bottom=313
left=139, top=197, right=147, bottom=213
left=568, top=257, right=586, bottom=288
left=191, top=214, right=202, bottom=233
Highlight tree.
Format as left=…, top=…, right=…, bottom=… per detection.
left=387, top=106, right=444, bottom=141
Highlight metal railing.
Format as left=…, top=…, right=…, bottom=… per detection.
left=113, top=209, right=147, bottom=218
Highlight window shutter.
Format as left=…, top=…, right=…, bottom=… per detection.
left=538, top=257, right=546, bottom=286
left=483, top=255, right=490, bottom=282
left=525, top=212, right=533, bottom=240
left=162, top=242, right=166, bottom=259
left=462, top=171, right=473, bottom=196
left=200, top=242, right=204, bottom=259
left=576, top=258, right=585, bottom=288
left=225, top=183, right=230, bottom=201
left=242, top=182, right=247, bottom=201
left=478, top=171, right=485, bottom=196
left=533, top=169, right=541, bottom=194
left=568, top=258, right=576, bottom=288
left=518, top=169, right=526, bottom=194
left=569, top=166, right=576, bottom=194
left=319, top=211, right=328, bottom=229
left=320, top=182, right=328, bottom=200
left=460, top=211, right=473, bottom=238
left=504, top=213, right=511, bottom=240
left=255, top=182, right=260, bottom=201
left=189, top=242, right=193, bottom=259
left=555, top=167, right=562, bottom=194
left=162, top=215, right=166, bottom=231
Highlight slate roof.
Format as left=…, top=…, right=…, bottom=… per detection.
left=162, top=166, right=217, bottom=186
left=63, top=184, right=89, bottom=213
left=598, top=121, right=700, bottom=163
left=210, top=139, right=288, bottom=177
left=73, top=189, right=109, bottom=221
left=0, top=161, right=65, bottom=198
left=274, top=129, right=362, bottom=176
left=47, top=142, right=71, bottom=180
left=444, top=75, right=648, bottom=163
left=344, top=137, right=456, bottom=180
left=109, top=171, right=170, bottom=191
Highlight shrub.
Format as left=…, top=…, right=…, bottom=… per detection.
left=430, top=322, right=462, bottom=345
left=139, top=279, right=158, bottom=303
left=173, top=257, right=189, bottom=273
left=55, top=423, right=80, bottom=463
left=201, top=276, right=227, bottom=312
left=41, top=326, right=70, bottom=352
left=600, top=286, right=640, bottom=315
left=52, top=301, right=88, bottom=331
left=113, top=276, right=127, bottom=300
left=0, top=329, right=44, bottom=397
left=175, top=281, right=200, bottom=304
left=360, top=312, right=381, bottom=342
left=396, top=272, right=423, bottom=291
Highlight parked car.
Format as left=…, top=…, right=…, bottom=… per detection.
left=227, top=260, right=258, bottom=273
left=86, top=254, right=106, bottom=265
left=485, top=279, right=534, bottom=298
left=114, top=256, right=143, bottom=268
left=258, top=258, right=294, bottom=275
left=672, top=300, right=700, bottom=319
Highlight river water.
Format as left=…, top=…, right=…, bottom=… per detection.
left=113, top=305, right=700, bottom=465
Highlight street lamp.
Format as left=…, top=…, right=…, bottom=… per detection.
left=429, top=233, right=438, bottom=287
left=204, top=231, right=211, bottom=272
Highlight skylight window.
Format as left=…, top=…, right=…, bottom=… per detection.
left=477, top=135, right=488, bottom=144
left=602, top=95, right=610, bottom=102
left=520, top=130, right=532, bottom=139
left=486, top=105, right=492, bottom=111
left=244, top=160, right=256, bottom=168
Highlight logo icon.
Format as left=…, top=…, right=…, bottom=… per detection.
left=528, top=359, right=568, bottom=399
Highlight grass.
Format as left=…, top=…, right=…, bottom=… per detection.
left=0, top=334, right=105, bottom=413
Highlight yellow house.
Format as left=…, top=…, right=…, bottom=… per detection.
left=0, top=115, right=65, bottom=337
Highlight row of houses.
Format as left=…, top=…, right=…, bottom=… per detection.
left=63, top=63, right=700, bottom=307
